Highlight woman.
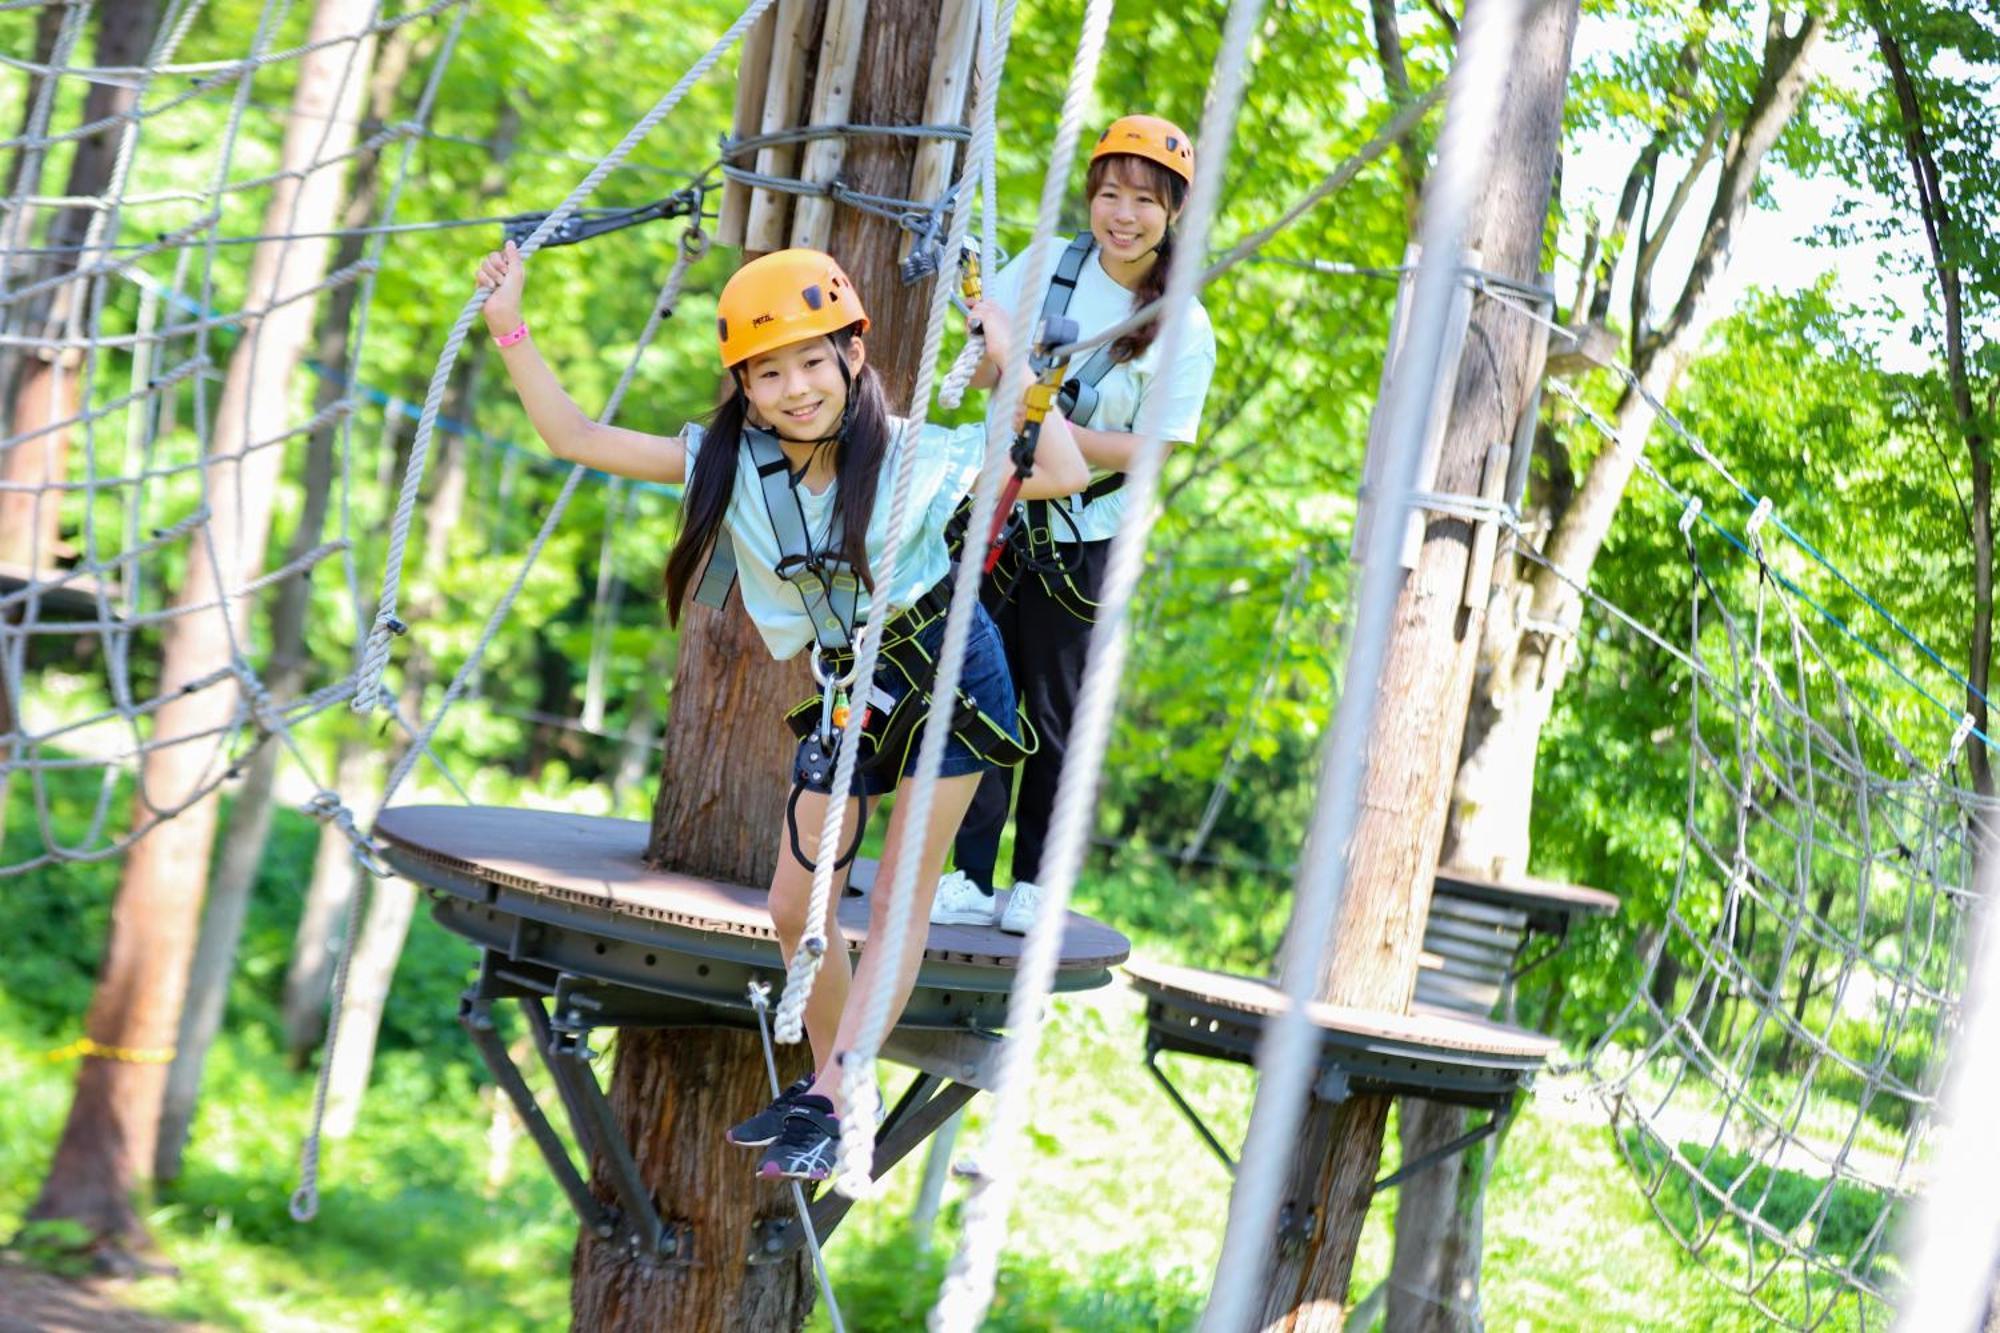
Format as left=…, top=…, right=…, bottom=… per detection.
left=934, top=113, right=1218, bottom=933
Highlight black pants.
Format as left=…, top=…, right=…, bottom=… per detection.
left=953, top=536, right=1111, bottom=891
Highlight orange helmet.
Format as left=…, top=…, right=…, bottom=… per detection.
left=715, top=248, right=869, bottom=367
left=1091, top=114, right=1195, bottom=187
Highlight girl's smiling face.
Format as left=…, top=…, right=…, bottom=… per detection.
left=741, top=334, right=866, bottom=441
left=1089, top=157, right=1178, bottom=264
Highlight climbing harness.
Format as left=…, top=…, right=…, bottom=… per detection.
left=692, top=425, right=1034, bottom=873
left=973, top=233, right=1132, bottom=621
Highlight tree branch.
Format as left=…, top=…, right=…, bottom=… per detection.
left=1634, top=103, right=1727, bottom=296
left=1644, top=11, right=1824, bottom=365
left=1416, top=0, right=1458, bottom=41
left=1368, top=0, right=1425, bottom=228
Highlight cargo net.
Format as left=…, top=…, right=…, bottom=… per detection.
left=0, top=0, right=475, bottom=876
left=1575, top=508, right=1982, bottom=1331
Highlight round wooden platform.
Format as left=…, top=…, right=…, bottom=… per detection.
left=375, top=804, right=1131, bottom=1031
left=0, top=562, right=117, bottom=619
left=1125, top=957, right=1558, bottom=1107
left=1431, top=865, right=1618, bottom=934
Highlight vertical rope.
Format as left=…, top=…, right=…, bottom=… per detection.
left=352, top=0, right=778, bottom=714
left=1193, top=3, right=1530, bottom=1329
left=811, top=0, right=1037, bottom=1183
left=770, top=0, right=1021, bottom=1048
left=926, top=1, right=1262, bottom=1323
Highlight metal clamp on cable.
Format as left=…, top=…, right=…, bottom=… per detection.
left=500, top=186, right=706, bottom=250
left=1403, top=488, right=1518, bottom=529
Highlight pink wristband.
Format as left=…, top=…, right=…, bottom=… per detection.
left=495, top=321, right=530, bottom=348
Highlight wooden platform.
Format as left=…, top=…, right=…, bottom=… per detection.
left=0, top=562, right=117, bottom=619
left=1430, top=866, right=1618, bottom=933
left=376, top=804, right=1131, bottom=1031
left=1126, top=957, right=1557, bottom=1108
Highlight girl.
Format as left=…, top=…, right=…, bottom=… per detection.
left=933, top=114, right=1217, bottom=933
left=473, top=242, right=1089, bottom=1180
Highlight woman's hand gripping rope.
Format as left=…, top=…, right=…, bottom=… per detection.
left=982, top=313, right=1078, bottom=572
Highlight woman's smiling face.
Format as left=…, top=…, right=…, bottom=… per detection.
left=741, top=335, right=864, bottom=441
left=1089, top=157, right=1177, bottom=264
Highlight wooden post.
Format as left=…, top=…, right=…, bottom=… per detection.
left=899, top=0, right=980, bottom=267
left=742, top=0, right=820, bottom=255
left=787, top=0, right=868, bottom=251
left=566, top=6, right=973, bottom=1328
left=716, top=6, right=778, bottom=249
left=1245, top=1, right=1580, bottom=1327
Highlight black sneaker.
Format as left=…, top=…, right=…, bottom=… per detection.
left=756, top=1095, right=842, bottom=1182
left=725, top=1076, right=813, bottom=1148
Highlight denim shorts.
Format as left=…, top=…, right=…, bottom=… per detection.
left=859, top=599, right=1019, bottom=796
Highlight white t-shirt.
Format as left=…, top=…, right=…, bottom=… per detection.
left=982, top=236, right=1217, bottom=542
left=682, top=417, right=985, bottom=660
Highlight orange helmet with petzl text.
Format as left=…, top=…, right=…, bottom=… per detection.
left=1090, top=114, right=1195, bottom=187
left=715, top=248, right=869, bottom=368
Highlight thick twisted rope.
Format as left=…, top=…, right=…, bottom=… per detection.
left=1193, top=3, right=1531, bottom=1329
left=371, top=226, right=707, bottom=812
left=351, top=0, right=777, bottom=714
left=938, top=73, right=1001, bottom=413
left=770, top=0, right=1017, bottom=1048
left=809, top=0, right=1035, bottom=1180
left=927, top=0, right=1260, bottom=1323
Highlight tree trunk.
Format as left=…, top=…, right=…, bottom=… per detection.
left=309, top=344, right=477, bottom=1094
left=1249, top=3, right=1579, bottom=1326
left=282, top=737, right=378, bottom=1060
left=153, top=742, right=283, bottom=1182
left=0, top=0, right=166, bottom=569
left=568, top=4, right=971, bottom=1327
left=1386, top=1099, right=1497, bottom=1333
left=1445, top=9, right=1824, bottom=876
left=1870, top=7, right=1994, bottom=803
left=26, top=0, right=381, bottom=1255
left=156, top=21, right=413, bottom=1155
left=319, top=874, right=415, bottom=1138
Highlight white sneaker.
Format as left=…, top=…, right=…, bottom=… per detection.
left=930, top=869, right=1000, bottom=927
left=999, top=880, right=1046, bottom=935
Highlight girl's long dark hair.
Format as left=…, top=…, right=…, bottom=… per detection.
left=663, top=325, right=891, bottom=623
left=1087, top=154, right=1189, bottom=364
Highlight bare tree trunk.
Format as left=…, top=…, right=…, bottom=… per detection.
left=1871, top=7, right=1994, bottom=803
left=1367, top=0, right=1425, bottom=232
left=155, top=15, right=421, bottom=1185
left=27, top=0, right=382, bottom=1256
left=1446, top=8, right=1824, bottom=877
left=0, top=0, right=166, bottom=569
left=1250, top=3, right=1579, bottom=1325
left=152, top=742, right=282, bottom=1182
left=568, top=4, right=973, bottom=1326
left=308, top=345, right=477, bottom=1103
left=282, top=737, right=377, bottom=1059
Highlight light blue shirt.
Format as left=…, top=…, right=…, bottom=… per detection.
left=982, top=236, right=1217, bottom=542
left=682, top=417, right=986, bottom=660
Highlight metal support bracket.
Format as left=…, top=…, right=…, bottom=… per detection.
left=1370, top=1108, right=1506, bottom=1197
left=1143, top=1043, right=1238, bottom=1175
left=457, top=959, right=690, bottom=1265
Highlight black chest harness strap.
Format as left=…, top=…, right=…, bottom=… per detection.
left=685, top=425, right=1036, bottom=872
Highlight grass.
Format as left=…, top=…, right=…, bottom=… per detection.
left=0, top=763, right=1901, bottom=1330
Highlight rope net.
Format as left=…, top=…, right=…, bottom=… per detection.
left=0, top=0, right=481, bottom=879
left=1544, top=380, right=1990, bottom=1327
